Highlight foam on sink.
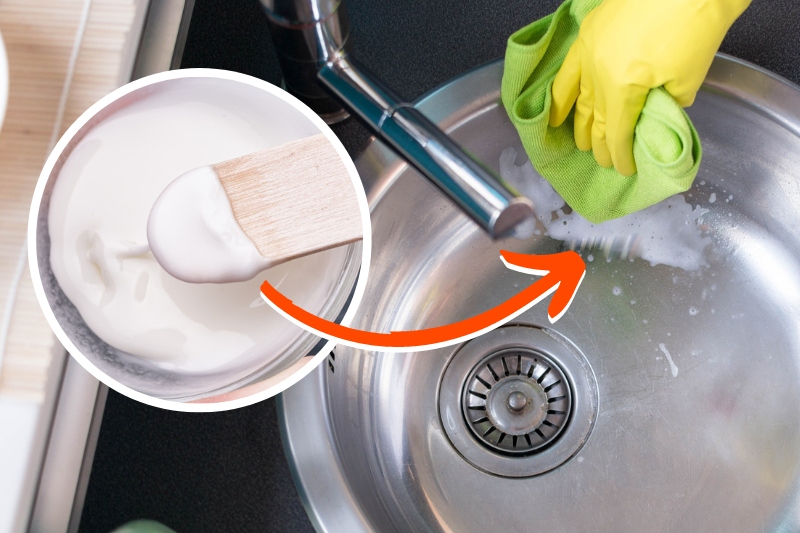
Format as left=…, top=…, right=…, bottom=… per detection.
left=500, top=148, right=566, bottom=222
left=500, top=147, right=711, bottom=271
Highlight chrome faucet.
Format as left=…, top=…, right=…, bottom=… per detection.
left=259, top=0, right=534, bottom=239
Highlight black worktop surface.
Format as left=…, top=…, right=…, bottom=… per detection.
left=79, top=1, right=800, bottom=531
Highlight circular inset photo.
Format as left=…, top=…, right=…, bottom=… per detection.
left=28, top=69, right=370, bottom=411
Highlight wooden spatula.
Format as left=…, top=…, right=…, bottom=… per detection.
left=147, top=133, right=363, bottom=283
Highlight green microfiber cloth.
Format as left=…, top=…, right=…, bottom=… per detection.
left=501, top=0, right=702, bottom=223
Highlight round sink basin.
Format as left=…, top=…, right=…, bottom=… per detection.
left=279, top=56, right=800, bottom=532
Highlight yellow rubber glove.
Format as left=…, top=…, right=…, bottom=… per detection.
left=549, top=0, right=751, bottom=176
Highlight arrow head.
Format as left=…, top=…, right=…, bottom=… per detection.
left=500, top=250, right=586, bottom=323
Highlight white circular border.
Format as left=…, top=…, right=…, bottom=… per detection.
left=27, top=68, right=371, bottom=413
left=0, top=31, right=9, bottom=130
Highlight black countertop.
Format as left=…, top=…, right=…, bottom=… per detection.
left=79, top=1, right=800, bottom=531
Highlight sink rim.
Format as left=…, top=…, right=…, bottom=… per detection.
left=278, top=53, right=800, bottom=533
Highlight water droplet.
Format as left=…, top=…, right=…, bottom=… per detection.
left=689, top=307, right=698, bottom=316
left=612, top=286, right=622, bottom=296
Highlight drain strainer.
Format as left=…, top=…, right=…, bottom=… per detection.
left=462, top=349, right=572, bottom=455
left=439, top=325, right=597, bottom=478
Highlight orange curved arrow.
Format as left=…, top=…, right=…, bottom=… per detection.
left=260, top=250, right=586, bottom=352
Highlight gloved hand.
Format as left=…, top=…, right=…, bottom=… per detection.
left=549, top=0, right=751, bottom=176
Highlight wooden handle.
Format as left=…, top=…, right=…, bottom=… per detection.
left=216, top=133, right=363, bottom=264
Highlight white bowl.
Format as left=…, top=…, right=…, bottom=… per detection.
left=0, top=31, right=10, bottom=130
left=29, top=70, right=369, bottom=410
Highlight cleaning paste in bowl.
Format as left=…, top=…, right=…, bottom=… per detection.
left=43, top=73, right=361, bottom=401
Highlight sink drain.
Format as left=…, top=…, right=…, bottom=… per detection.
left=463, top=349, right=572, bottom=455
left=439, top=325, right=597, bottom=478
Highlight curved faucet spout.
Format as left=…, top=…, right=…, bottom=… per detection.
left=261, top=0, right=535, bottom=238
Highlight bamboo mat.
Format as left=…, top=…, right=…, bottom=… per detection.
left=0, top=0, right=146, bottom=401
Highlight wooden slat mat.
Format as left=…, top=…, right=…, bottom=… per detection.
left=0, top=0, right=145, bottom=401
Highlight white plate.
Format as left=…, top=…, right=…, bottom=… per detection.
left=0, top=31, right=9, bottom=130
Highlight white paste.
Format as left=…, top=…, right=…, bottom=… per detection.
left=147, top=166, right=271, bottom=283
left=48, top=78, right=349, bottom=373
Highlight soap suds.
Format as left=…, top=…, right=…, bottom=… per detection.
left=659, top=343, right=679, bottom=377
left=499, top=148, right=711, bottom=270
left=499, top=148, right=566, bottom=224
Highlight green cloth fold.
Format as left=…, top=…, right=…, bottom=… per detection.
left=111, top=520, right=177, bottom=533
left=501, top=0, right=702, bottom=223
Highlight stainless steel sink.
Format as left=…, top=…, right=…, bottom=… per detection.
left=279, top=56, right=800, bottom=532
